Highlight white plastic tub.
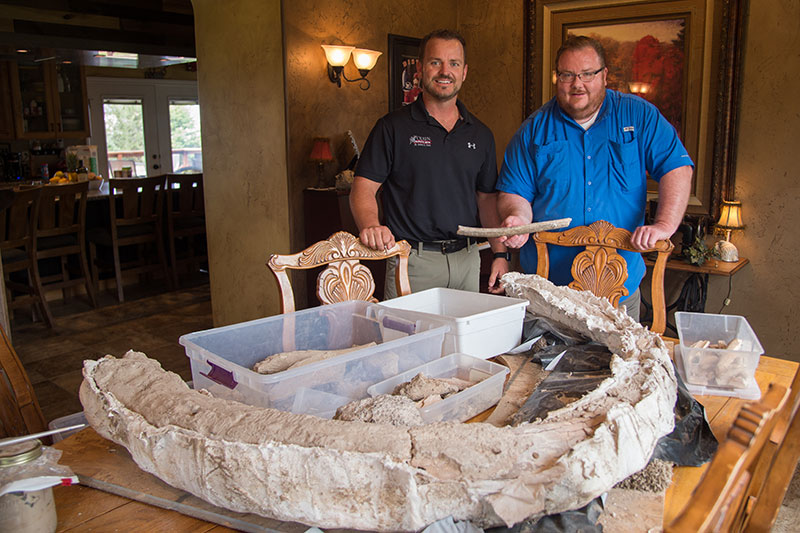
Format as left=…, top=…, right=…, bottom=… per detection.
left=367, top=353, right=509, bottom=423
left=675, top=312, right=763, bottom=398
left=377, top=288, right=528, bottom=359
left=179, top=300, right=448, bottom=414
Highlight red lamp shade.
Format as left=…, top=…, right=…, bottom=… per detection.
left=310, top=137, right=334, bottom=162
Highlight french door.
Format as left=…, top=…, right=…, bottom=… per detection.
left=86, top=77, right=201, bottom=178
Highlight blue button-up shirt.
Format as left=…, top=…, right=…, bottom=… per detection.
left=497, top=89, right=693, bottom=299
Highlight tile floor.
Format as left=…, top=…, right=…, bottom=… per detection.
left=10, top=280, right=212, bottom=423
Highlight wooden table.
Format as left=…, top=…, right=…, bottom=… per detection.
left=51, top=355, right=799, bottom=532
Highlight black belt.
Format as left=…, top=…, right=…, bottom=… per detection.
left=408, top=238, right=471, bottom=254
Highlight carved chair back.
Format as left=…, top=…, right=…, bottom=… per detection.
left=533, top=220, right=674, bottom=334
left=268, top=231, right=412, bottom=314
left=665, top=383, right=790, bottom=532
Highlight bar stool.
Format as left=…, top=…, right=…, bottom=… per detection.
left=165, top=173, right=207, bottom=288
left=35, top=181, right=97, bottom=308
left=0, top=186, right=54, bottom=328
left=88, top=176, right=172, bottom=302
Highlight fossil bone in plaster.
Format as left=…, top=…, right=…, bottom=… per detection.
left=79, top=273, right=677, bottom=531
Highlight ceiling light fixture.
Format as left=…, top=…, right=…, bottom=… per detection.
left=321, top=44, right=381, bottom=90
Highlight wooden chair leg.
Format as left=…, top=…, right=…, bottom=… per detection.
left=89, top=241, right=100, bottom=298
left=169, top=234, right=179, bottom=289
left=29, top=261, right=54, bottom=329
left=79, top=241, right=98, bottom=308
left=111, top=243, right=124, bottom=303
left=157, top=230, right=173, bottom=291
left=59, top=255, right=70, bottom=301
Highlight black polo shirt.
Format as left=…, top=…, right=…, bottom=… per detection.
left=356, top=97, right=497, bottom=243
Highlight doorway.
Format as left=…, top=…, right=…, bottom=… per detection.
left=86, top=77, right=202, bottom=178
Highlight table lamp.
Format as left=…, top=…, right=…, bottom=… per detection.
left=309, top=137, right=334, bottom=188
left=714, top=200, right=744, bottom=262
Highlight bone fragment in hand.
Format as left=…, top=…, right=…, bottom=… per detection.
left=456, top=218, right=572, bottom=238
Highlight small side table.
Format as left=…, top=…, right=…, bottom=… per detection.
left=643, top=255, right=749, bottom=335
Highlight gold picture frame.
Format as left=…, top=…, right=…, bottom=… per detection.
left=524, top=0, right=747, bottom=218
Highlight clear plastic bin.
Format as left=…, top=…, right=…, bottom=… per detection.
left=377, top=288, right=529, bottom=359
left=179, top=300, right=448, bottom=413
left=675, top=312, right=763, bottom=395
left=367, top=353, right=509, bottom=423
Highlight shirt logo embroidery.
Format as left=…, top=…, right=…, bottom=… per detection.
left=409, top=135, right=432, bottom=147
left=467, top=142, right=476, bottom=149
left=623, top=126, right=635, bottom=132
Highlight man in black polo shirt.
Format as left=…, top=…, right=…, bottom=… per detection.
left=350, top=29, right=509, bottom=299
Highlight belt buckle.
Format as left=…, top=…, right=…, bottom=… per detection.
left=440, top=241, right=449, bottom=254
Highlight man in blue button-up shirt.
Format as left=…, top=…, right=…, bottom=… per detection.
left=496, top=35, right=694, bottom=319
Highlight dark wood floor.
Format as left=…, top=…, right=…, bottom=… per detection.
left=10, top=280, right=213, bottom=423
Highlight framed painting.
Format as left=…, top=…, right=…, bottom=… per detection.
left=524, top=0, right=748, bottom=219
left=388, top=34, right=422, bottom=112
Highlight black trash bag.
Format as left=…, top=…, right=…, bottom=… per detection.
left=523, top=317, right=590, bottom=349
left=651, top=363, right=718, bottom=466
left=510, top=344, right=613, bottom=426
left=485, top=497, right=604, bottom=533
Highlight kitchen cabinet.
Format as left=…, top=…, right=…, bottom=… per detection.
left=9, top=61, right=89, bottom=139
left=0, top=61, right=14, bottom=140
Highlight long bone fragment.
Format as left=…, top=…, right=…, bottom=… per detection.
left=457, top=218, right=572, bottom=238
left=79, top=273, right=676, bottom=531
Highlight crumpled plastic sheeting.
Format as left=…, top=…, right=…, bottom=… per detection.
left=0, top=446, right=78, bottom=496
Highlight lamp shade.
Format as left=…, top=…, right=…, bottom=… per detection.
left=352, top=48, right=382, bottom=71
left=321, top=45, right=354, bottom=67
left=309, top=137, right=334, bottom=162
left=716, top=200, right=744, bottom=229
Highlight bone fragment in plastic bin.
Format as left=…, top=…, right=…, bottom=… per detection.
left=686, top=338, right=750, bottom=388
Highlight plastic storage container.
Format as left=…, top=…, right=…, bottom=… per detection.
left=675, top=312, right=763, bottom=399
left=377, top=288, right=529, bottom=359
left=367, top=353, right=510, bottom=423
left=179, top=300, right=448, bottom=414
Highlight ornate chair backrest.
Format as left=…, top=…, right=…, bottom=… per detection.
left=533, top=220, right=674, bottom=334
left=665, top=383, right=790, bottom=532
left=267, top=231, right=412, bottom=314
left=36, top=181, right=88, bottom=239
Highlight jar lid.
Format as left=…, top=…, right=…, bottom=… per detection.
left=0, top=439, right=43, bottom=467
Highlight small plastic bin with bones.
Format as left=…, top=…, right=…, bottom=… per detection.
left=684, top=338, right=754, bottom=389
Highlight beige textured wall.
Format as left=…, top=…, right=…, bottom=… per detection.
left=458, top=0, right=525, bottom=164
left=192, top=0, right=291, bottom=325
left=705, top=0, right=800, bottom=361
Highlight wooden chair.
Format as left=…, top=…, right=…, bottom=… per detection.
left=665, top=383, right=791, bottom=532
left=0, top=186, right=54, bottom=329
left=267, top=231, right=412, bottom=314
left=165, top=173, right=207, bottom=288
left=88, top=176, right=172, bottom=302
left=533, top=220, right=674, bottom=334
left=35, top=181, right=97, bottom=308
left=0, top=318, right=47, bottom=438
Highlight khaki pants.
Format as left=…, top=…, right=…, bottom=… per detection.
left=622, top=288, right=641, bottom=322
left=383, top=244, right=480, bottom=300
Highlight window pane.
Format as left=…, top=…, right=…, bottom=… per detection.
left=103, top=99, right=146, bottom=177
left=169, top=99, right=202, bottom=173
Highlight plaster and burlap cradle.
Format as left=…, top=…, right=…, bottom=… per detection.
left=78, top=273, right=678, bottom=531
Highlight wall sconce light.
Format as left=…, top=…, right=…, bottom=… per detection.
left=714, top=200, right=744, bottom=262
left=310, top=137, right=334, bottom=188
left=321, top=44, right=382, bottom=90
left=628, top=81, right=652, bottom=95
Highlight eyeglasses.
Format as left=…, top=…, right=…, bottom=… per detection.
left=554, top=67, right=604, bottom=83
